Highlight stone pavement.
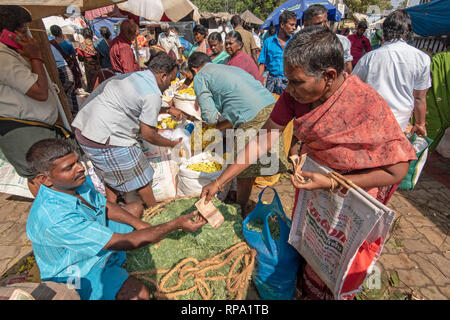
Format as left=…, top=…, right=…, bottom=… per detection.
left=0, top=152, right=449, bottom=299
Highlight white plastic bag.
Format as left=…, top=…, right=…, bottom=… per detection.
left=177, top=152, right=229, bottom=200
left=140, top=141, right=178, bottom=202
left=288, top=157, right=396, bottom=299
left=436, top=127, right=450, bottom=158
left=0, top=150, right=33, bottom=198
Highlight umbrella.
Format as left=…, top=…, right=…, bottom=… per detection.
left=118, top=0, right=200, bottom=22
left=1, top=1, right=127, bottom=20
left=240, top=10, right=264, bottom=25
left=405, top=0, right=450, bottom=37
left=261, top=0, right=342, bottom=30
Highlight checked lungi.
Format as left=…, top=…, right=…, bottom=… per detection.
left=57, top=65, right=79, bottom=117
left=265, top=74, right=288, bottom=96
left=79, top=143, right=154, bottom=192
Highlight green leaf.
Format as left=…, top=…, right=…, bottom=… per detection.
left=389, top=270, right=400, bottom=287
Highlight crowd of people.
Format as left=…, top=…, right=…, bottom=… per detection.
left=0, top=3, right=435, bottom=301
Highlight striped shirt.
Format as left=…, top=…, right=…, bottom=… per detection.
left=26, top=176, right=115, bottom=283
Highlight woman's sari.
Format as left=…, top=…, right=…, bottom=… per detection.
left=226, top=50, right=263, bottom=84
left=211, top=50, right=229, bottom=64
left=77, top=38, right=100, bottom=92
left=290, top=75, right=417, bottom=299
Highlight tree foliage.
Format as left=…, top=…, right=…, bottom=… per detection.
left=343, top=0, right=393, bottom=14
left=192, top=0, right=284, bottom=20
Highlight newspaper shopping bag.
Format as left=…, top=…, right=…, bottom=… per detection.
left=399, top=134, right=433, bottom=190
left=288, top=157, right=396, bottom=299
left=243, top=187, right=300, bottom=300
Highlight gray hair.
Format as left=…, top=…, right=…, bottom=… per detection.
left=284, top=26, right=344, bottom=78
left=382, top=10, right=412, bottom=42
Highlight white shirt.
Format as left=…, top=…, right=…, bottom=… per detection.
left=336, top=34, right=353, bottom=63
left=157, top=31, right=182, bottom=59
left=0, top=43, right=59, bottom=125
left=252, top=31, right=261, bottom=49
left=72, top=70, right=162, bottom=147
left=352, top=39, right=431, bottom=131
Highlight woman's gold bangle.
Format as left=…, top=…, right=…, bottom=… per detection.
left=329, top=177, right=336, bottom=193
left=215, top=178, right=223, bottom=192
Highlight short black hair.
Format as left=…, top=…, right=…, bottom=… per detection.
left=50, top=25, right=62, bottom=37
left=0, top=5, right=32, bottom=33
left=26, top=139, right=76, bottom=177
left=82, top=27, right=93, bottom=39
left=145, top=51, right=178, bottom=74
left=226, top=30, right=243, bottom=45
left=208, top=31, right=222, bottom=42
left=357, top=21, right=368, bottom=30
left=100, top=26, right=111, bottom=40
left=230, top=15, right=242, bottom=27
left=303, top=4, right=327, bottom=24
left=284, top=26, right=344, bottom=78
left=188, top=52, right=211, bottom=72
left=193, top=24, right=208, bottom=36
left=279, top=10, right=297, bottom=26
left=382, top=10, right=412, bottom=42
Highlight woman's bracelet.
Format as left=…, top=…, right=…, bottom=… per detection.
left=215, top=178, right=223, bottom=192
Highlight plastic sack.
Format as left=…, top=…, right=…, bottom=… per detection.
left=436, top=127, right=450, bottom=158
left=243, top=187, right=300, bottom=300
left=177, top=152, right=229, bottom=201
left=140, top=141, right=178, bottom=202
left=289, top=157, right=395, bottom=299
left=398, top=134, right=433, bottom=190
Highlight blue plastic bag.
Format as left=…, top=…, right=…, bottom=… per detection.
left=243, top=187, right=300, bottom=300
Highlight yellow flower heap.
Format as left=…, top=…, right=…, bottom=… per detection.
left=157, top=116, right=178, bottom=129
left=177, top=87, right=195, bottom=96
left=186, top=160, right=222, bottom=173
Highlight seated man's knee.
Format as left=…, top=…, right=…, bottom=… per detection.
left=126, top=202, right=144, bottom=219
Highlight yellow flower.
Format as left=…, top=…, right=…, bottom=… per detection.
left=187, top=161, right=222, bottom=173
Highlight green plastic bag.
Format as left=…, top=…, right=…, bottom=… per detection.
left=398, top=134, right=433, bottom=190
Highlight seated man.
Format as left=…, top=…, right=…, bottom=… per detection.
left=26, top=138, right=206, bottom=300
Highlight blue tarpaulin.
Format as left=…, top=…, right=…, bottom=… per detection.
left=89, top=17, right=128, bottom=40
left=405, top=0, right=450, bottom=37
left=261, top=0, right=342, bottom=30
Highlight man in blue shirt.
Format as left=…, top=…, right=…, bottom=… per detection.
left=26, top=138, right=206, bottom=300
left=258, top=10, right=297, bottom=95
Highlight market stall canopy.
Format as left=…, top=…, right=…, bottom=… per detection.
left=240, top=10, right=263, bottom=25
left=0, top=0, right=127, bottom=21
left=261, top=0, right=342, bottom=30
left=118, top=0, right=200, bottom=22
left=405, top=0, right=450, bottom=37
left=200, top=11, right=233, bottom=21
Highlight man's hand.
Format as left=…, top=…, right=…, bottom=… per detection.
left=12, top=33, right=42, bottom=60
left=168, top=107, right=184, bottom=121
left=411, top=123, right=427, bottom=136
left=290, top=171, right=332, bottom=190
left=201, top=181, right=219, bottom=203
left=170, top=137, right=183, bottom=147
left=176, top=211, right=207, bottom=232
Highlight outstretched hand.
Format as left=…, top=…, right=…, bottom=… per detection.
left=177, top=211, right=207, bottom=232
left=201, top=181, right=219, bottom=203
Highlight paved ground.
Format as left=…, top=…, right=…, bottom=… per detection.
left=0, top=152, right=449, bottom=299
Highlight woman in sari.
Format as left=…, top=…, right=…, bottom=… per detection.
left=224, top=31, right=263, bottom=84
left=187, top=24, right=210, bottom=57
left=208, top=32, right=229, bottom=64
left=201, top=26, right=417, bottom=299
left=77, top=28, right=101, bottom=92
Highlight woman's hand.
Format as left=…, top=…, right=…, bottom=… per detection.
left=290, top=171, right=332, bottom=190
left=201, top=181, right=219, bottom=203
left=411, top=123, right=427, bottom=136
left=168, top=106, right=184, bottom=121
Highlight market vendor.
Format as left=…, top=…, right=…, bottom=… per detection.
left=201, top=26, right=417, bottom=299
left=72, top=53, right=183, bottom=209
left=188, top=52, right=290, bottom=217
left=26, top=138, right=206, bottom=300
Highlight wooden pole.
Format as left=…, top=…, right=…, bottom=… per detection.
left=29, top=19, right=74, bottom=127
